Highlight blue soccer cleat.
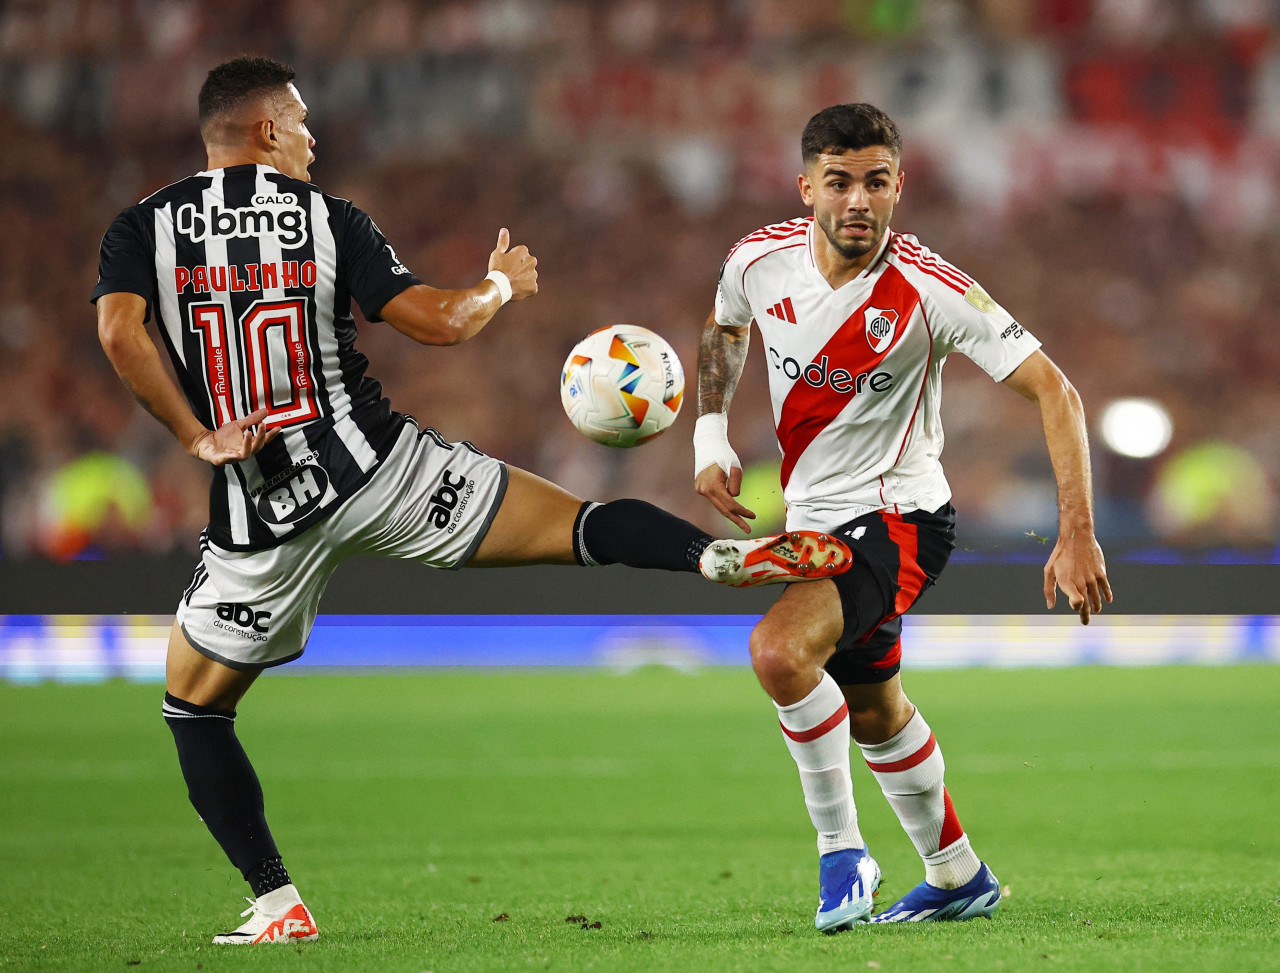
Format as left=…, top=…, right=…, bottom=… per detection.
left=815, top=847, right=881, bottom=932
left=870, top=862, right=1001, bottom=923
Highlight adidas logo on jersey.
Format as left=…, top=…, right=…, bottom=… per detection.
left=766, top=297, right=797, bottom=324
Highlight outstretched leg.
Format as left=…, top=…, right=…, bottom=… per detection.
left=467, top=467, right=712, bottom=569
left=467, top=466, right=849, bottom=585
left=164, top=626, right=317, bottom=944
left=463, top=466, right=849, bottom=586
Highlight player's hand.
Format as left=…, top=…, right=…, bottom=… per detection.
left=1043, top=529, right=1112, bottom=625
left=489, top=227, right=538, bottom=301
left=189, top=408, right=280, bottom=467
left=695, top=463, right=756, bottom=534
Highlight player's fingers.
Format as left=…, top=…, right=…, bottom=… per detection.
left=496, top=227, right=510, bottom=253
left=248, top=426, right=280, bottom=456
left=727, top=465, right=743, bottom=497
left=1100, top=574, right=1114, bottom=604
left=1061, top=579, right=1088, bottom=623
left=1043, top=569, right=1056, bottom=609
left=1087, top=579, right=1103, bottom=615
left=1075, top=581, right=1095, bottom=627
left=239, top=407, right=271, bottom=430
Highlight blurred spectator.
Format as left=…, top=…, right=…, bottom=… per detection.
left=0, top=0, right=1276, bottom=561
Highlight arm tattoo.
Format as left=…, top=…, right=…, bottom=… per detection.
left=697, top=321, right=749, bottom=415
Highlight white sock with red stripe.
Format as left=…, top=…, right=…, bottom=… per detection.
left=776, top=673, right=863, bottom=855
left=858, top=708, right=980, bottom=889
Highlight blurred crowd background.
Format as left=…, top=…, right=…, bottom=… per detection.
left=1, top=0, right=1278, bottom=562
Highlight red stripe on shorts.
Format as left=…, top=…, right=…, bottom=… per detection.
left=884, top=514, right=928, bottom=615
left=780, top=700, right=849, bottom=742
left=864, top=731, right=937, bottom=772
left=869, top=638, right=903, bottom=670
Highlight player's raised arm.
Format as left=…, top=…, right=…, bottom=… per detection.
left=379, top=228, right=537, bottom=346
left=1003, top=349, right=1112, bottom=624
left=694, top=311, right=756, bottom=533
left=96, top=291, right=278, bottom=466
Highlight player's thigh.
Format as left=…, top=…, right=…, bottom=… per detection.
left=166, top=621, right=261, bottom=710
left=751, top=579, right=846, bottom=667
left=467, top=466, right=583, bottom=567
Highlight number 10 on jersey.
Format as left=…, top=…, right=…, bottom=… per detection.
left=188, top=299, right=320, bottom=430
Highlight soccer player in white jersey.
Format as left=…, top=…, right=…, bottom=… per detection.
left=693, top=104, right=1112, bottom=930
left=92, top=57, right=849, bottom=946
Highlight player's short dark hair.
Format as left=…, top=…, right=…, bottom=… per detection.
left=801, top=104, right=902, bottom=164
left=198, top=56, right=296, bottom=130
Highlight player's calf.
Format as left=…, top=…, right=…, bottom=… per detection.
left=699, top=531, right=852, bottom=587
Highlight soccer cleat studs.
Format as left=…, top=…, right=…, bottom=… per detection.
left=700, top=530, right=853, bottom=587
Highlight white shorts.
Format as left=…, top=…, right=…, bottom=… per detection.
left=176, top=422, right=507, bottom=669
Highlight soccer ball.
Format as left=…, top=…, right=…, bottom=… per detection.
left=560, top=325, right=685, bottom=447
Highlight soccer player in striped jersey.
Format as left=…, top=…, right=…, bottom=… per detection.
left=92, top=57, right=850, bottom=946
left=694, top=104, right=1112, bottom=930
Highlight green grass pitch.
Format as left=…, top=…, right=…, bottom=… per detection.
left=1, top=664, right=1277, bottom=972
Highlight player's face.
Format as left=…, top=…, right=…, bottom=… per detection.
left=799, top=147, right=903, bottom=264
left=271, top=84, right=316, bottom=182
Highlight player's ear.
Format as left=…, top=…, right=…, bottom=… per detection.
left=250, top=117, right=276, bottom=152
left=798, top=172, right=814, bottom=207
left=894, top=168, right=905, bottom=202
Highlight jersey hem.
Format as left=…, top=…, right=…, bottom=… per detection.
left=205, top=413, right=414, bottom=553
left=359, top=273, right=423, bottom=323
left=988, top=339, right=1042, bottom=383
left=449, top=462, right=510, bottom=570
left=179, top=622, right=304, bottom=670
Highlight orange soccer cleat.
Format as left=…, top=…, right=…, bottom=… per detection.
left=211, top=884, right=318, bottom=945
left=699, top=530, right=853, bottom=587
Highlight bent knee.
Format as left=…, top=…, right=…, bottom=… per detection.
left=749, top=620, right=829, bottom=689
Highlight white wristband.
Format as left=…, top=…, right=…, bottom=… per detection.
left=484, top=270, right=513, bottom=305
left=693, top=412, right=740, bottom=482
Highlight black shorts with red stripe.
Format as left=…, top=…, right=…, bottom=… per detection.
left=822, top=503, right=956, bottom=686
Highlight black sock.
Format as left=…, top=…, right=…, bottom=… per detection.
left=162, top=693, right=288, bottom=895
left=245, top=856, right=292, bottom=898
left=572, top=499, right=714, bottom=572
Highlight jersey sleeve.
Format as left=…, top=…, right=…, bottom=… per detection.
left=90, top=210, right=155, bottom=319
left=927, top=277, right=1041, bottom=382
left=337, top=203, right=422, bottom=322
left=713, top=251, right=753, bottom=330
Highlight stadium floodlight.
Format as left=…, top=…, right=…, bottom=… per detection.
left=1099, top=397, right=1174, bottom=459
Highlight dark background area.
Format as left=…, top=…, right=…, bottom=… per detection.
left=2, top=557, right=1274, bottom=615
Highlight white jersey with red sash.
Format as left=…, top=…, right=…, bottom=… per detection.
left=714, top=218, right=1041, bottom=531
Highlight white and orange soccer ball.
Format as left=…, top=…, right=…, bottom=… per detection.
left=560, top=325, right=685, bottom=447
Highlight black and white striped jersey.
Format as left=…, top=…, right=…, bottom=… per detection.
left=91, top=163, right=423, bottom=551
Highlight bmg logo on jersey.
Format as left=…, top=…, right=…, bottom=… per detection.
left=428, top=468, right=475, bottom=532
left=176, top=195, right=309, bottom=248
